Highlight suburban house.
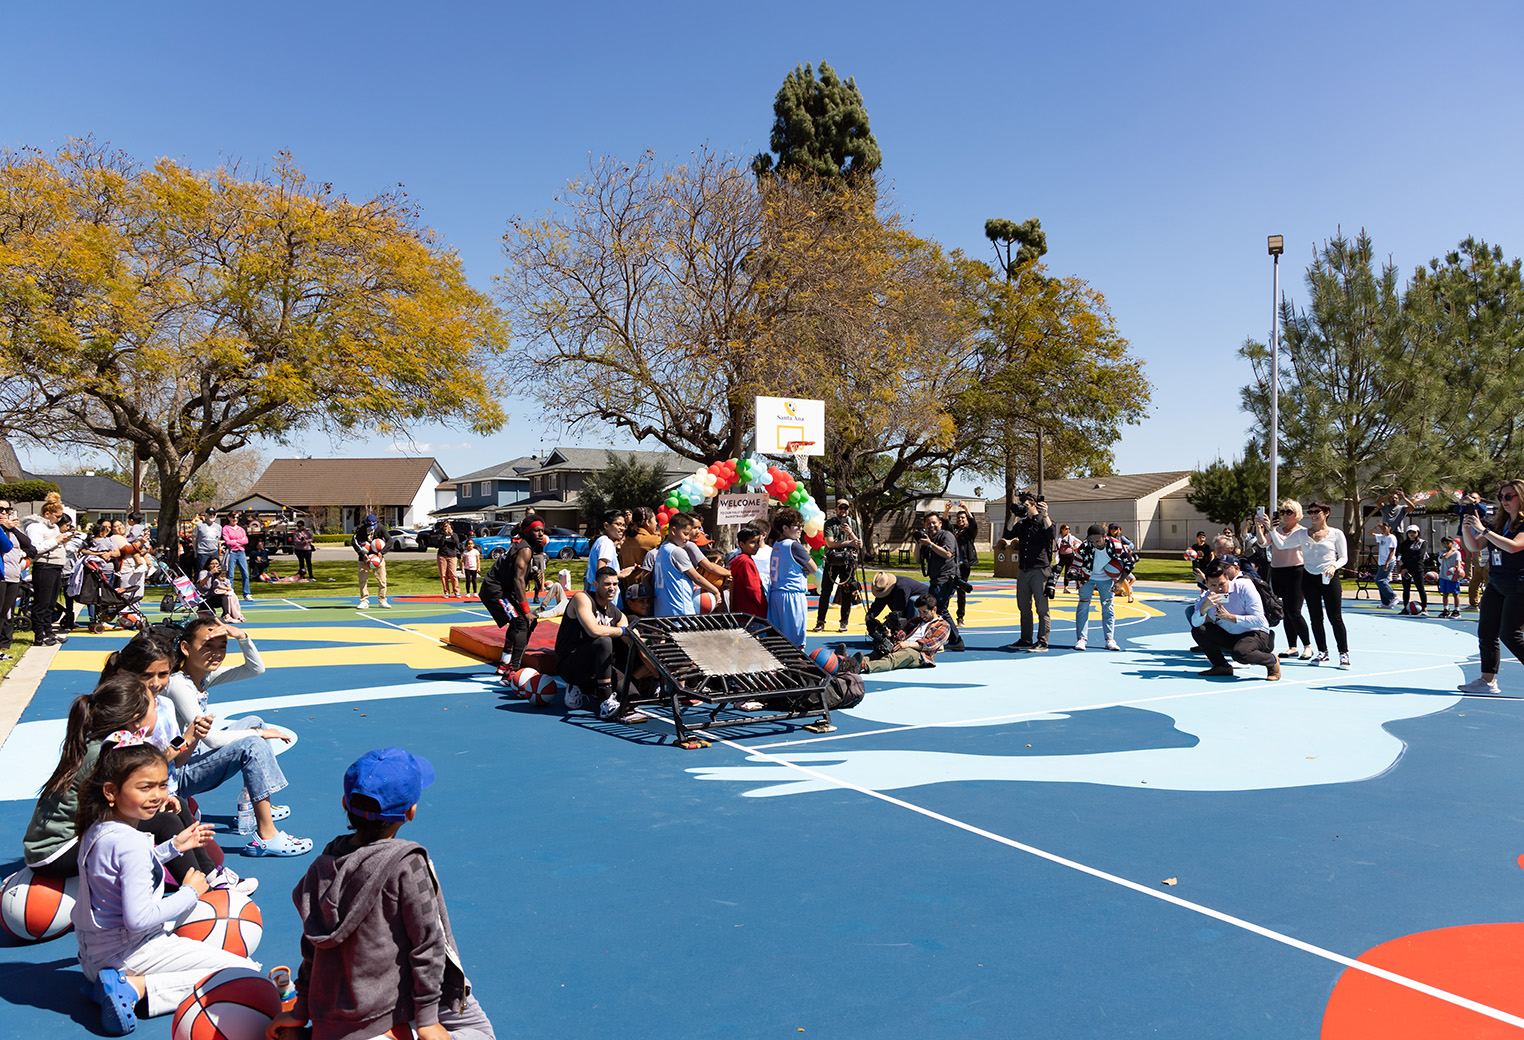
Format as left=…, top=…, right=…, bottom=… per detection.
left=223, top=457, right=448, bottom=532
left=432, top=456, right=540, bottom=519
left=29, top=474, right=162, bottom=525
left=503, top=447, right=695, bottom=530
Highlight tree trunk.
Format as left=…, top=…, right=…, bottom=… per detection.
left=153, top=457, right=190, bottom=552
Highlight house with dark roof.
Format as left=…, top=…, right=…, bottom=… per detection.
left=223, top=457, right=447, bottom=532
left=27, top=473, right=161, bottom=523
left=502, top=447, right=695, bottom=530
left=433, top=456, right=540, bottom=518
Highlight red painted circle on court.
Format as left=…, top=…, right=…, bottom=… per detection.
left=1322, top=923, right=1524, bottom=1037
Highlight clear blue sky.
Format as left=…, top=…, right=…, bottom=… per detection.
left=7, top=1, right=1523, bottom=490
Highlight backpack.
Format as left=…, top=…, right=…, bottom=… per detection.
left=1244, top=572, right=1285, bottom=626
left=823, top=672, right=866, bottom=711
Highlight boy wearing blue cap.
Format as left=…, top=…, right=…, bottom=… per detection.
left=268, top=748, right=494, bottom=1040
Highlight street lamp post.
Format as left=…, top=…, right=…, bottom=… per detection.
left=1267, top=235, right=1284, bottom=514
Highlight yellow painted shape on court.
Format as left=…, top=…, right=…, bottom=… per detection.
left=48, top=624, right=473, bottom=672
left=818, top=593, right=1166, bottom=633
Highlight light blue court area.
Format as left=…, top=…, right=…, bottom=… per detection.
left=3, top=590, right=1524, bottom=1037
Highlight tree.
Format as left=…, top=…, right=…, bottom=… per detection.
left=1407, top=237, right=1524, bottom=489
left=577, top=452, right=672, bottom=532
left=1239, top=230, right=1443, bottom=537
left=751, top=62, right=881, bottom=190
left=0, top=140, right=510, bottom=535
left=1186, top=451, right=1273, bottom=528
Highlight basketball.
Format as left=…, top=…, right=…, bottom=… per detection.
left=367, top=553, right=382, bottom=568
left=1184, top=548, right=1199, bottom=561
left=1407, top=601, right=1424, bottom=615
left=513, top=666, right=540, bottom=698
left=698, top=591, right=717, bottom=614
left=174, top=888, right=264, bottom=958
left=371, top=538, right=386, bottom=552
left=0, top=867, right=77, bottom=942
left=809, top=646, right=840, bottom=674
left=523, top=672, right=560, bottom=707
left=172, top=966, right=281, bottom=1040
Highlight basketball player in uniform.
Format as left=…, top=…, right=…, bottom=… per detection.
left=558, top=566, right=646, bottom=722
left=479, top=520, right=549, bottom=678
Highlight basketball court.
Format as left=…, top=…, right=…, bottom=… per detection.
left=2, top=584, right=1522, bottom=1038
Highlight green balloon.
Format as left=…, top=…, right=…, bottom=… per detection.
left=665, top=496, right=678, bottom=508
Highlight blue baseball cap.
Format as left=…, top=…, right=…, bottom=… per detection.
left=343, top=747, right=435, bottom=821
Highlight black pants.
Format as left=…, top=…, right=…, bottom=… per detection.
left=464, top=568, right=479, bottom=594
left=815, top=560, right=856, bottom=626
left=30, top=562, right=62, bottom=642
left=1192, top=623, right=1276, bottom=668
left=1302, top=571, right=1348, bottom=653
left=294, top=549, right=314, bottom=578
left=557, top=635, right=625, bottom=698
left=1270, top=565, right=1310, bottom=649
left=0, top=579, right=17, bottom=646
left=955, top=561, right=972, bottom=619
left=482, top=590, right=532, bottom=667
left=1477, top=575, right=1524, bottom=674
left=1401, top=571, right=1428, bottom=610
left=140, top=803, right=216, bottom=883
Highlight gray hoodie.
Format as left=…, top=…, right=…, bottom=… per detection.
left=291, top=835, right=472, bottom=1040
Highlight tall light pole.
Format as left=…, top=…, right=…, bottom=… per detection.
left=1267, top=235, right=1284, bottom=514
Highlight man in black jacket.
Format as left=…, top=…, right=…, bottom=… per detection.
left=917, top=513, right=965, bottom=651
left=1000, top=493, right=1057, bottom=652
left=352, top=513, right=391, bottom=609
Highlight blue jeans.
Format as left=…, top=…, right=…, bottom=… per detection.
left=1375, top=564, right=1395, bottom=607
left=177, top=720, right=287, bottom=806
left=224, top=549, right=251, bottom=598
left=1074, top=579, right=1115, bottom=644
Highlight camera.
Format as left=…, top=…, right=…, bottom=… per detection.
left=1460, top=501, right=1493, bottom=521
left=1017, top=489, right=1046, bottom=506
left=913, top=528, right=930, bottom=540
left=952, top=576, right=975, bottom=595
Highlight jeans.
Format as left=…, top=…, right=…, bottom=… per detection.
left=1074, top=579, right=1115, bottom=644
left=224, top=548, right=251, bottom=598
left=928, top=579, right=962, bottom=645
left=1375, top=564, right=1396, bottom=608
left=1477, top=575, right=1524, bottom=674
left=177, top=727, right=288, bottom=806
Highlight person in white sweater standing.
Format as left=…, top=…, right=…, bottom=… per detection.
left=1260, top=502, right=1350, bottom=667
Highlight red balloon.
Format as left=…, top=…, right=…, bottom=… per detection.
left=804, top=530, right=825, bottom=549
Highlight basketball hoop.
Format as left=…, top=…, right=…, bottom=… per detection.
left=785, top=440, right=815, bottom=479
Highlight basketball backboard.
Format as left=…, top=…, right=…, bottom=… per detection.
left=754, top=396, right=825, bottom=455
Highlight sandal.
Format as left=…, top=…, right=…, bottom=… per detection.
left=269, top=804, right=291, bottom=822
left=243, top=830, right=314, bottom=857
left=93, top=968, right=138, bottom=1036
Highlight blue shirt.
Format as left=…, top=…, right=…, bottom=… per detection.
left=654, top=542, right=698, bottom=616
left=769, top=539, right=810, bottom=596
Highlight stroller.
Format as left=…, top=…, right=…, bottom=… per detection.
left=150, top=559, right=212, bottom=627
left=74, top=557, right=148, bottom=633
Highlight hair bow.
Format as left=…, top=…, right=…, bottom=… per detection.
left=104, top=727, right=153, bottom=749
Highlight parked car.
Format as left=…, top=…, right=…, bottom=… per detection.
left=388, top=528, right=420, bottom=552
left=416, top=519, right=485, bottom=550
left=473, top=524, right=590, bottom=561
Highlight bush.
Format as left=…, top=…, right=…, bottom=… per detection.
left=0, top=479, right=61, bottom=502
left=316, top=533, right=350, bottom=543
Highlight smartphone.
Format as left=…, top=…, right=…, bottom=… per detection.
left=1255, top=506, right=1267, bottom=521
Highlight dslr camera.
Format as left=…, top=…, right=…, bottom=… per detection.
left=1016, top=489, right=1046, bottom=508
left=1460, top=500, right=1493, bottom=521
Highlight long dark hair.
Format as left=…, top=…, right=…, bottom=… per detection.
left=173, top=616, right=223, bottom=672
left=75, top=742, right=168, bottom=836
left=99, top=634, right=173, bottom=686
left=41, top=674, right=153, bottom=796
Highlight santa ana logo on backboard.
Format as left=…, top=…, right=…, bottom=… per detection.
left=755, top=395, right=824, bottom=455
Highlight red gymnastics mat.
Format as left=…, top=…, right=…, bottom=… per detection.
left=447, top=617, right=560, bottom=672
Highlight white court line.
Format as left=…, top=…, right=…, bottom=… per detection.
left=749, top=659, right=1467, bottom=750
left=282, top=598, right=310, bottom=610
left=355, top=611, right=453, bottom=647
left=665, top=721, right=1524, bottom=1032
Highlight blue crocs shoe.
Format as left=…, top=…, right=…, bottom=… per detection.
left=243, top=830, right=314, bottom=857
left=93, top=968, right=138, bottom=1035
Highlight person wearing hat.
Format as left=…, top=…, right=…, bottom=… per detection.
left=864, top=572, right=930, bottom=656
left=272, top=747, right=496, bottom=1040
left=1071, top=524, right=1125, bottom=651
left=351, top=513, right=392, bottom=609
left=479, top=519, right=549, bottom=674
left=1396, top=523, right=1429, bottom=616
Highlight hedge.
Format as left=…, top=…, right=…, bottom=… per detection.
left=0, top=479, right=61, bottom=502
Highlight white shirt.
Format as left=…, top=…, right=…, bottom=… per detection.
left=1269, top=525, right=1349, bottom=576
left=1375, top=532, right=1397, bottom=567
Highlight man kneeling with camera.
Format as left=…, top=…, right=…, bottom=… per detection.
left=1190, top=559, right=1280, bottom=681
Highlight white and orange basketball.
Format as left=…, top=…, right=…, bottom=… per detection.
left=513, top=666, right=540, bottom=698
left=698, top=591, right=717, bottom=614
left=174, top=888, right=263, bottom=957
left=172, top=966, right=281, bottom=1040
left=371, top=538, right=386, bottom=553
left=367, top=553, right=382, bottom=569
left=0, top=867, right=77, bottom=942
left=523, top=672, right=560, bottom=707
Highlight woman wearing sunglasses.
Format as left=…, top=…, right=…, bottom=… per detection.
left=1259, top=502, right=1350, bottom=666
left=1267, top=500, right=1313, bottom=660
left=1457, top=480, right=1524, bottom=695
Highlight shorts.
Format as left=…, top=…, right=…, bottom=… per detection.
left=1437, top=579, right=1461, bottom=595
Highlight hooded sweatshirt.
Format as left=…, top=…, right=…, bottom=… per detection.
left=290, top=835, right=471, bottom=1040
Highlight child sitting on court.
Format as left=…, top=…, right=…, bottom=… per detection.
left=1437, top=536, right=1465, bottom=619
left=270, top=747, right=495, bottom=1040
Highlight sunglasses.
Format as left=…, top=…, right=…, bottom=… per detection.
left=1279, top=508, right=1296, bottom=514
left=1306, top=509, right=1327, bottom=516
left=1502, top=491, right=1519, bottom=502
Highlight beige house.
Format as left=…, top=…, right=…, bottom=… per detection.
left=987, top=471, right=1214, bottom=553
left=225, top=457, right=447, bottom=532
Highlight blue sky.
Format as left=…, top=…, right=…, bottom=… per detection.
left=6, top=1, right=1523, bottom=492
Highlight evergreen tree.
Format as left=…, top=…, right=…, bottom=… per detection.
left=1186, top=451, right=1273, bottom=529
left=752, top=62, right=881, bottom=189
left=577, top=452, right=673, bottom=533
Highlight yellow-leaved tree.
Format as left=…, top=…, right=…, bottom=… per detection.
left=0, top=140, right=510, bottom=533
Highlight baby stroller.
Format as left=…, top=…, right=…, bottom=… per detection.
left=151, top=560, right=211, bottom=626
left=75, top=557, right=148, bottom=633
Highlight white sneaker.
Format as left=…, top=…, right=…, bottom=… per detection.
left=1338, top=652, right=1350, bottom=668
left=597, top=694, right=621, bottom=720
left=1073, top=639, right=1087, bottom=651
left=564, top=685, right=587, bottom=711
left=206, top=866, right=259, bottom=896
left=1457, top=676, right=1501, bottom=695
left=358, top=598, right=369, bottom=609
left=1105, top=640, right=1122, bottom=651
left=378, top=598, right=392, bottom=608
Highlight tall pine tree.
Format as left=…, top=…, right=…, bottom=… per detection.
left=752, top=62, right=881, bottom=190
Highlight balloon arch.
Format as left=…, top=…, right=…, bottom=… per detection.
left=657, top=455, right=826, bottom=563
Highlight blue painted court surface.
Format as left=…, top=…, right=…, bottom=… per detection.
left=3, top=586, right=1524, bottom=1038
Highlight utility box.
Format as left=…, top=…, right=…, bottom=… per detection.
left=992, top=538, right=1021, bottom=579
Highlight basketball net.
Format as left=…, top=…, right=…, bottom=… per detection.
left=785, top=440, right=815, bottom=479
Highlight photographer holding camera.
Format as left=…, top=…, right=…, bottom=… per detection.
left=812, top=498, right=863, bottom=634
left=1000, top=490, right=1056, bottom=652
left=916, top=513, right=966, bottom=651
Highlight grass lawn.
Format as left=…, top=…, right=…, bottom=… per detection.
left=255, top=559, right=592, bottom=599
left=0, top=628, right=36, bottom=682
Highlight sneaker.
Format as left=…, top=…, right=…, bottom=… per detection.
left=93, top=968, right=138, bottom=1036
left=945, top=639, right=966, bottom=652
left=269, top=804, right=291, bottom=822
left=1073, top=639, right=1087, bottom=651
left=55, top=633, right=68, bottom=643
left=1415, top=609, right=1429, bottom=618
left=243, top=831, right=314, bottom=857
left=1457, top=676, right=1501, bottom=695
left=206, top=866, right=259, bottom=896
left=1105, top=640, right=1122, bottom=651
left=1006, top=639, right=1035, bottom=650
left=739, top=700, right=766, bottom=712
left=598, top=695, right=621, bottom=720
left=810, top=624, right=826, bottom=633
left=1025, top=642, right=1049, bottom=653
left=564, top=685, right=588, bottom=711
left=378, top=598, right=392, bottom=608
left=358, top=598, right=370, bottom=609
left=837, top=623, right=849, bottom=633
left=1339, top=652, right=1350, bottom=667
left=246, top=594, right=255, bottom=600
left=1313, top=652, right=1330, bottom=665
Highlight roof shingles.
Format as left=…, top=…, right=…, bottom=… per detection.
left=249, top=458, right=441, bottom=507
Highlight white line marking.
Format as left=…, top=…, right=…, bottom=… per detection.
left=355, top=611, right=452, bottom=647
left=662, top=719, right=1524, bottom=1031
left=282, top=598, right=310, bottom=611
